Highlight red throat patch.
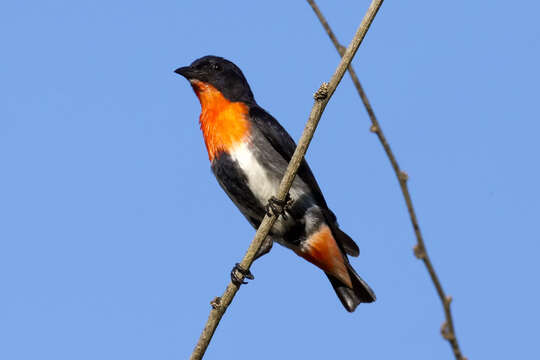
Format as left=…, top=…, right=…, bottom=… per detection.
left=190, top=80, right=250, bottom=161
left=295, top=224, right=352, bottom=288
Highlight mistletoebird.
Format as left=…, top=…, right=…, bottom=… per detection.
left=175, top=56, right=375, bottom=312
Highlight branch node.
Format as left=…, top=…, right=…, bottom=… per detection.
left=413, top=244, right=426, bottom=259
left=370, top=124, right=379, bottom=133
left=313, top=82, right=329, bottom=101
left=210, top=296, right=221, bottom=309
left=444, top=295, right=453, bottom=307
left=398, top=170, right=409, bottom=182
left=441, top=321, right=456, bottom=341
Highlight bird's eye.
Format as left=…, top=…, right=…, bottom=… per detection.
left=211, top=63, right=221, bottom=71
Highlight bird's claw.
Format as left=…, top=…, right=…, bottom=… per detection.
left=231, top=263, right=254, bottom=286
left=265, top=194, right=293, bottom=219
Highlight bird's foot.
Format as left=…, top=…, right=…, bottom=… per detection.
left=230, top=263, right=254, bottom=286
left=265, top=194, right=293, bottom=219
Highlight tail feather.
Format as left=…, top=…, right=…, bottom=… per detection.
left=327, top=262, right=376, bottom=312
left=323, top=209, right=360, bottom=257
left=333, top=226, right=360, bottom=257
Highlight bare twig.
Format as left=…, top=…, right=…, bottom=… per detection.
left=189, top=1, right=384, bottom=359
left=307, top=1, right=466, bottom=359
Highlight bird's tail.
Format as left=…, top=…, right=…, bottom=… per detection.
left=327, top=261, right=376, bottom=312
left=295, top=223, right=375, bottom=312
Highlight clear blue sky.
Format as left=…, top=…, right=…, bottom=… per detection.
left=1, top=1, right=539, bottom=359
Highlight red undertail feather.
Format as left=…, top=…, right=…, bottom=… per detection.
left=295, top=224, right=352, bottom=288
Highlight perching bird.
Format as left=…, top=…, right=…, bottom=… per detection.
left=175, top=56, right=375, bottom=311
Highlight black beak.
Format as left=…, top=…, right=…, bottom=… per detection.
left=174, top=66, right=196, bottom=79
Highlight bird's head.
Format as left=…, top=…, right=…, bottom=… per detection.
left=175, top=56, right=255, bottom=104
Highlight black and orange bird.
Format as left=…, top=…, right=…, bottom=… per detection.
left=175, top=56, right=375, bottom=312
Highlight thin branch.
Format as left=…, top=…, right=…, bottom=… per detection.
left=189, top=1, right=384, bottom=359
left=306, top=1, right=466, bottom=359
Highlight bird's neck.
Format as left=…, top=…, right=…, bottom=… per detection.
left=191, top=81, right=250, bottom=162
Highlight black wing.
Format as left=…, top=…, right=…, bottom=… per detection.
left=249, top=105, right=360, bottom=257
left=249, top=105, right=328, bottom=209
left=211, top=152, right=266, bottom=225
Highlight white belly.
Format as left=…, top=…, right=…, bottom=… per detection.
left=229, top=142, right=280, bottom=204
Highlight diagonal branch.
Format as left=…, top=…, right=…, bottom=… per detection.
left=306, top=1, right=466, bottom=359
left=189, top=1, right=384, bottom=359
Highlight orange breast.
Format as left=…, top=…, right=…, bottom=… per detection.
left=191, top=80, right=250, bottom=161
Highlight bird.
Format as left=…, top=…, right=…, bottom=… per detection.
left=174, top=55, right=375, bottom=312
